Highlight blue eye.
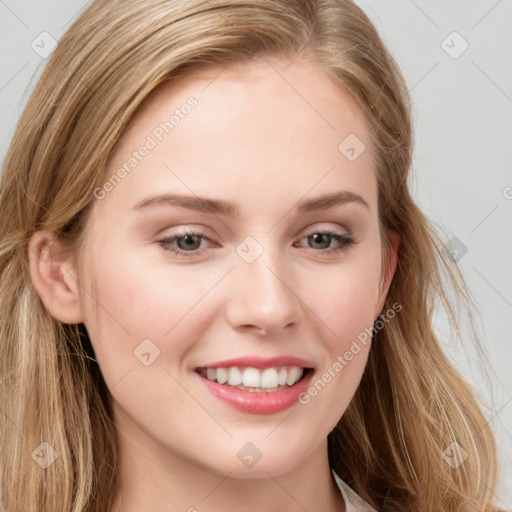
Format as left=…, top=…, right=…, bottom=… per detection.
left=158, top=229, right=356, bottom=258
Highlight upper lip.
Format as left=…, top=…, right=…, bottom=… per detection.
left=196, top=355, right=315, bottom=370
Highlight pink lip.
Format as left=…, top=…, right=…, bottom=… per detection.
left=196, top=355, right=315, bottom=370
left=194, top=368, right=315, bottom=415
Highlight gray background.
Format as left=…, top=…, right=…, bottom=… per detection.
left=1, top=0, right=510, bottom=507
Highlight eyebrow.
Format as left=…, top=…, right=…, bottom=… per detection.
left=131, top=190, right=370, bottom=216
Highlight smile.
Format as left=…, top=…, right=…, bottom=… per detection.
left=196, top=365, right=308, bottom=392
left=194, top=365, right=315, bottom=415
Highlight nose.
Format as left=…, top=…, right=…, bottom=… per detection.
left=225, top=246, right=304, bottom=336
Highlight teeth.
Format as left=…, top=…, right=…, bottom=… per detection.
left=242, top=367, right=260, bottom=387
left=228, top=367, right=243, bottom=386
left=216, top=367, right=228, bottom=384
left=286, top=366, right=302, bottom=386
left=199, top=366, right=306, bottom=390
left=261, top=368, right=278, bottom=388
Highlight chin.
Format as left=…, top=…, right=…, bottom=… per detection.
left=215, top=441, right=309, bottom=479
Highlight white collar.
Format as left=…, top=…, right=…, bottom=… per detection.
left=331, top=467, right=378, bottom=511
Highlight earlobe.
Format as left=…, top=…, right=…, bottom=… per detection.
left=376, top=231, right=400, bottom=314
left=28, top=230, right=85, bottom=324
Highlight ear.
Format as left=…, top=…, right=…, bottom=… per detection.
left=375, top=231, right=400, bottom=316
left=28, top=230, right=85, bottom=324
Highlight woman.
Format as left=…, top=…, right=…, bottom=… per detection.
left=0, top=0, right=502, bottom=510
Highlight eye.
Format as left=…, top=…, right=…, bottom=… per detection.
left=294, top=230, right=356, bottom=254
left=157, top=228, right=356, bottom=259
left=158, top=231, right=214, bottom=257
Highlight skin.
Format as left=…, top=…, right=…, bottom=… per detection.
left=29, top=55, right=399, bottom=512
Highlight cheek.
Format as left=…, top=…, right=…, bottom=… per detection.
left=296, top=260, right=380, bottom=424
left=305, top=254, right=381, bottom=346
left=78, top=243, right=228, bottom=373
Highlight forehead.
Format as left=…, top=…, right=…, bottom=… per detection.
left=99, top=56, right=377, bottom=216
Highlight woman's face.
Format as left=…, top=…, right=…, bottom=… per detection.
left=72, top=56, right=397, bottom=478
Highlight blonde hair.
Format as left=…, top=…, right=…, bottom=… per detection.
left=0, top=0, right=502, bottom=510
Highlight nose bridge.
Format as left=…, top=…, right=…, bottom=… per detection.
left=227, top=236, right=303, bottom=333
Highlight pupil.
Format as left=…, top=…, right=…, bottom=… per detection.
left=179, top=234, right=200, bottom=250
left=310, top=233, right=330, bottom=249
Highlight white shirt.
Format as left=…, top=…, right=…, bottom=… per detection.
left=331, top=468, right=378, bottom=511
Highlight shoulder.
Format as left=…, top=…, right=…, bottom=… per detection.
left=331, top=469, right=507, bottom=512
left=331, top=468, right=378, bottom=512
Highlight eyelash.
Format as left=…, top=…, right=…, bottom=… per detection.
left=157, top=229, right=356, bottom=258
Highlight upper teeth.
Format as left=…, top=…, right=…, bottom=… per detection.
left=199, top=366, right=305, bottom=389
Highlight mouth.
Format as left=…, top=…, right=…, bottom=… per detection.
left=194, top=364, right=316, bottom=414
left=194, top=365, right=314, bottom=393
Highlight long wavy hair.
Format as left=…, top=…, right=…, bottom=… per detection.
left=0, top=0, right=502, bottom=510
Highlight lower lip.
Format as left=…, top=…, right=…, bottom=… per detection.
left=194, top=369, right=315, bottom=415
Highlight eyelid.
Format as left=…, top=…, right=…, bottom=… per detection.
left=301, top=224, right=348, bottom=237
